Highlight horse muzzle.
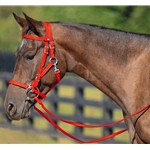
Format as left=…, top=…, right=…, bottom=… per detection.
left=5, top=99, right=34, bottom=120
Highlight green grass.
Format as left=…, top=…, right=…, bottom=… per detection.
left=0, top=127, right=75, bottom=144
left=0, top=127, right=56, bottom=144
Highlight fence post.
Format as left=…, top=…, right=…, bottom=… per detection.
left=49, top=86, right=58, bottom=141
left=102, top=96, right=113, bottom=140
left=74, top=87, right=84, bottom=140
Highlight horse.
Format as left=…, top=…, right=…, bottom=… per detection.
left=4, top=12, right=150, bottom=144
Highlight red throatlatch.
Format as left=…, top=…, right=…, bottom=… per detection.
left=8, top=22, right=150, bottom=143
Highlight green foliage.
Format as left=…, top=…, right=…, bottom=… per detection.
left=0, top=6, right=150, bottom=52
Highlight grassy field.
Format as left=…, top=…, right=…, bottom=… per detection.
left=0, top=127, right=56, bottom=144
left=0, top=127, right=76, bottom=144
left=0, top=126, right=129, bottom=144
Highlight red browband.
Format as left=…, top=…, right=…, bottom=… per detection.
left=8, top=22, right=150, bottom=143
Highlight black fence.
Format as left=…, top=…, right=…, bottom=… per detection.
left=0, top=52, right=130, bottom=144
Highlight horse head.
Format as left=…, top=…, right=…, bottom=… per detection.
left=4, top=13, right=67, bottom=120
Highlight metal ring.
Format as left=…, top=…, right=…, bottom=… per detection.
left=49, top=57, right=58, bottom=66
left=26, top=85, right=40, bottom=99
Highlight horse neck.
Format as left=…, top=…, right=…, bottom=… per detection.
left=52, top=23, right=150, bottom=114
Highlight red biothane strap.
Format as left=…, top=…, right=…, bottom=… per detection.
left=24, top=22, right=54, bottom=42
left=34, top=105, right=127, bottom=143
left=9, top=80, right=46, bottom=99
left=9, top=80, right=28, bottom=89
left=32, top=89, right=46, bottom=99
left=34, top=96, right=150, bottom=128
left=41, top=62, right=54, bottom=77
left=33, top=95, right=150, bottom=143
left=24, top=34, right=47, bottom=41
left=45, top=71, right=61, bottom=95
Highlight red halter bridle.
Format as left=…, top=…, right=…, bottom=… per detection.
left=9, top=22, right=61, bottom=101
left=8, top=22, right=150, bottom=143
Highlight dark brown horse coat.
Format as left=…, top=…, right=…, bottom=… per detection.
left=4, top=13, right=150, bottom=143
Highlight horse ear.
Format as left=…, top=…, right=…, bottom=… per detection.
left=12, top=12, right=27, bottom=28
left=23, top=12, right=43, bottom=36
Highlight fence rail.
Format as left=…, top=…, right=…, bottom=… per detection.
left=0, top=52, right=129, bottom=144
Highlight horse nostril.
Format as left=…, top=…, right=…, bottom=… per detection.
left=7, top=103, right=16, bottom=116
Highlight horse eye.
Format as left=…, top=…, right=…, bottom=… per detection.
left=26, top=55, right=34, bottom=60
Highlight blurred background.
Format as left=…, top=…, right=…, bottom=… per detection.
left=0, top=6, right=150, bottom=144
left=1, top=6, right=150, bottom=52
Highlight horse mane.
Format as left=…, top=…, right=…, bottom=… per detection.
left=52, top=21, right=150, bottom=39
left=20, top=21, right=150, bottom=40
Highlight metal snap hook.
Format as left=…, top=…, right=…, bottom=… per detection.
left=53, top=63, right=60, bottom=72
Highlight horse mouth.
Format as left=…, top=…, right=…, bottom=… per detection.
left=21, top=100, right=35, bottom=119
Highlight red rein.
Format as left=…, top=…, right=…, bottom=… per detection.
left=9, top=22, right=150, bottom=143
